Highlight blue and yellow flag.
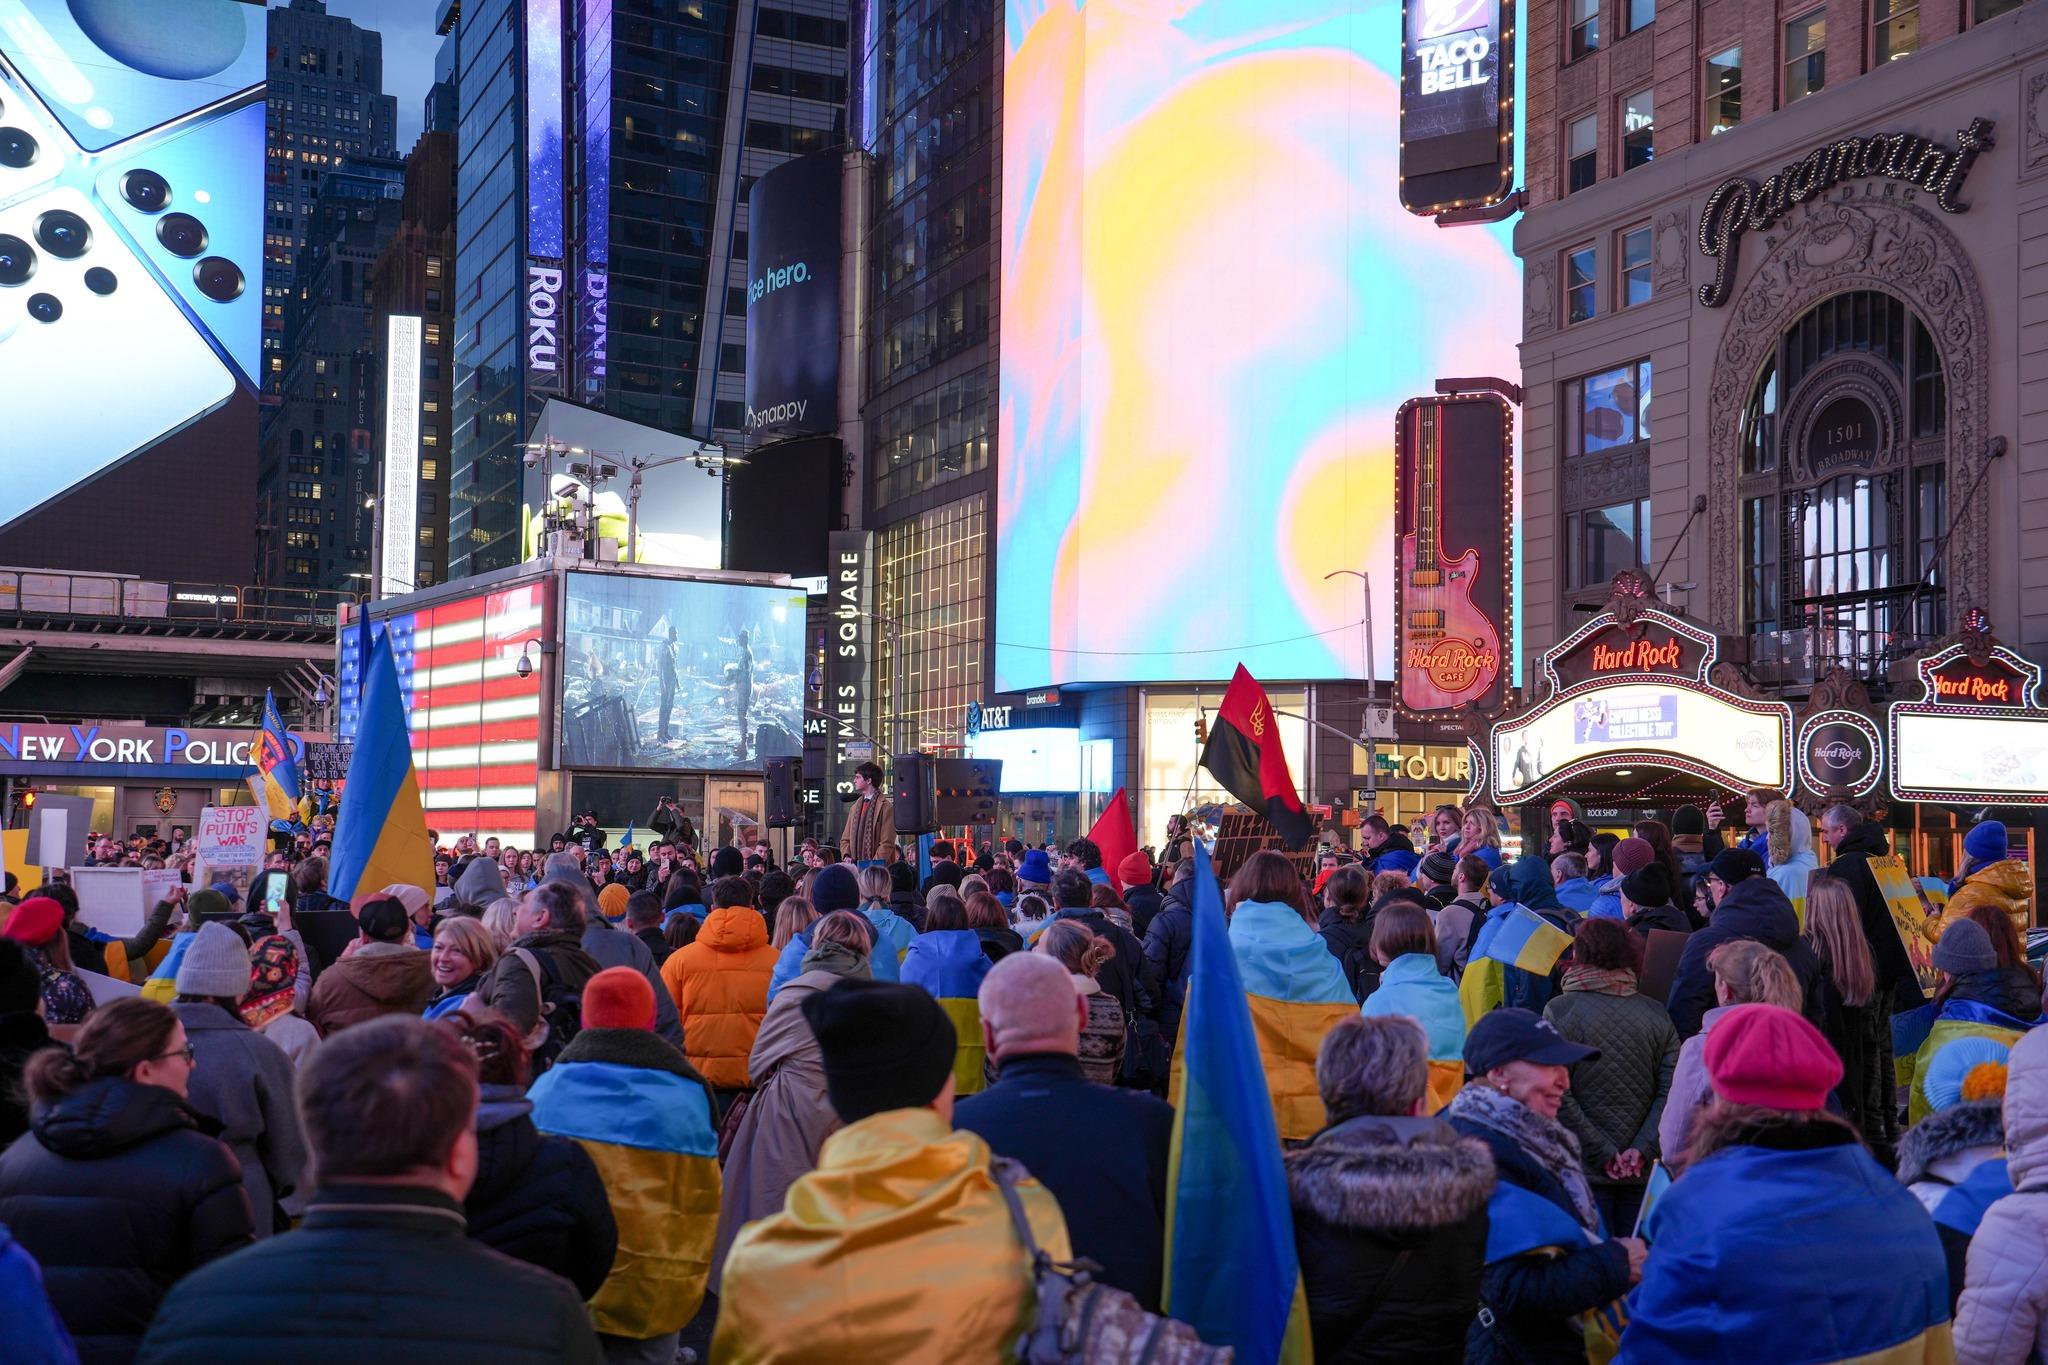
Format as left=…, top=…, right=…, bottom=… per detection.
left=246, top=688, right=302, bottom=826
left=1163, top=841, right=1311, bottom=1364
left=327, top=623, right=435, bottom=907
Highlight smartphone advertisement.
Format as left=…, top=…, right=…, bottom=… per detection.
left=0, top=0, right=263, bottom=578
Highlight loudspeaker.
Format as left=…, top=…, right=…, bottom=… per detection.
left=765, top=757, right=801, bottom=827
left=893, top=751, right=936, bottom=833
left=932, top=757, right=1003, bottom=826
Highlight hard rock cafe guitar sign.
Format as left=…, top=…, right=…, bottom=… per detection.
left=1395, top=395, right=1512, bottom=714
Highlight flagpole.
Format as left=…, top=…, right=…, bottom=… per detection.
left=1323, top=568, right=1379, bottom=825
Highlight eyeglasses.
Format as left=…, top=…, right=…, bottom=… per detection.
left=153, top=1043, right=196, bottom=1064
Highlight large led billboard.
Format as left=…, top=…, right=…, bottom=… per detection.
left=997, top=0, right=1521, bottom=690
left=561, top=572, right=806, bottom=772
left=0, top=0, right=263, bottom=575
left=745, top=149, right=841, bottom=439
left=338, top=584, right=550, bottom=849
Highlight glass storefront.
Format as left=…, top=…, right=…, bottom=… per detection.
left=875, top=497, right=987, bottom=756
left=1138, top=687, right=1307, bottom=849
left=1349, top=741, right=1473, bottom=848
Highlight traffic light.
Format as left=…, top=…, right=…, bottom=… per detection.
left=1194, top=715, right=1208, bottom=745
left=20, top=789, right=34, bottom=809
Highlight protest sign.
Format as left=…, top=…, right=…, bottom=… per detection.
left=0, top=829, right=39, bottom=896
left=1871, top=853, right=1940, bottom=994
left=69, top=866, right=147, bottom=938
left=196, top=806, right=266, bottom=868
left=142, top=868, right=184, bottom=912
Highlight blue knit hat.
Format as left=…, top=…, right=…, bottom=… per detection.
left=1016, top=849, right=1053, bottom=886
left=812, top=863, right=861, bottom=915
left=1964, top=820, right=2008, bottom=866
left=1374, top=849, right=1420, bottom=877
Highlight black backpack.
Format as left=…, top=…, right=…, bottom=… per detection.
left=512, top=946, right=583, bottom=1072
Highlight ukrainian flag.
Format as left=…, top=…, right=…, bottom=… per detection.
left=1906, top=998, right=2044, bottom=1122
left=246, top=688, right=302, bottom=828
left=326, top=624, right=436, bottom=907
left=1461, top=905, right=1574, bottom=1028
left=1163, top=841, right=1311, bottom=1364
left=529, top=1043, right=723, bottom=1337
left=900, top=928, right=994, bottom=1095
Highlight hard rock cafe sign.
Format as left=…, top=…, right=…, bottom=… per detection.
left=1697, top=119, right=1993, bottom=307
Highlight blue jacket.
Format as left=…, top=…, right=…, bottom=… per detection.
left=900, top=928, right=993, bottom=1000
left=1362, top=953, right=1466, bottom=1061
left=0, top=1225, right=75, bottom=1365
left=954, top=1053, right=1173, bottom=1310
left=765, top=929, right=814, bottom=1002
left=862, top=905, right=914, bottom=981
left=1552, top=878, right=1597, bottom=915
left=1620, top=1130, right=1950, bottom=1363
left=1588, top=878, right=1625, bottom=921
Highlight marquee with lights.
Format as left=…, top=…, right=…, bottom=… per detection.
left=1890, top=612, right=2048, bottom=805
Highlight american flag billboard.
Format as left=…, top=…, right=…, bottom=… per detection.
left=338, top=583, right=548, bottom=849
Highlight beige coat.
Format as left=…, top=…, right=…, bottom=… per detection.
left=709, top=969, right=844, bottom=1289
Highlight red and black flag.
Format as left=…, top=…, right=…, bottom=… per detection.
left=1200, top=665, right=1313, bottom=850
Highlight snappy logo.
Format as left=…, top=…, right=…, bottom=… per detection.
left=749, top=261, right=811, bottom=306
left=748, top=399, right=808, bottom=429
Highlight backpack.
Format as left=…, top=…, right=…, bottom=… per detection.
left=512, top=946, right=583, bottom=1072
left=990, top=1157, right=1233, bottom=1365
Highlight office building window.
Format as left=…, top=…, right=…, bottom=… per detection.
left=1563, top=359, right=1652, bottom=457
left=1975, top=0, right=2023, bottom=22
left=1566, top=244, right=1597, bottom=324
left=1705, top=47, right=1742, bottom=133
left=1785, top=12, right=1826, bottom=102
left=1568, top=114, right=1598, bottom=193
left=1566, top=500, right=1653, bottom=587
left=1876, top=0, right=1920, bottom=60
left=1570, top=0, right=1600, bottom=57
left=1626, top=0, right=1654, bottom=33
left=1622, top=89, right=1655, bottom=169
left=1619, top=225, right=1652, bottom=307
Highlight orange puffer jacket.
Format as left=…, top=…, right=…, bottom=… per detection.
left=660, top=906, right=778, bottom=1089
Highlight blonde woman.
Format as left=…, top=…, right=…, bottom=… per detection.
left=424, top=916, right=501, bottom=1021
left=1802, top=871, right=1891, bottom=1159
left=1765, top=800, right=1820, bottom=905
left=771, top=895, right=819, bottom=952
left=1658, top=939, right=1801, bottom=1168
left=1457, top=806, right=1503, bottom=872
left=481, top=896, right=520, bottom=952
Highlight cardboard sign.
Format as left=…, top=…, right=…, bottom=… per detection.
left=31, top=806, right=67, bottom=870
left=1870, top=853, right=1940, bottom=994
left=195, top=806, right=265, bottom=868
left=0, top=829, right=39, bottom=895
left=68, top=866, right=148, bottom=938
left=142, top=868, right=184, bottom=912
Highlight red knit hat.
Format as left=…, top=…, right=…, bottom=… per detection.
left=1610, top=837, right=1657, bottom=877
left=1117, top=851, right=1154, bottom=887
left=1703, top=1003, right=1843, bottom=1110
left=582, top=966, right=655, bottom=1031
left=0, top=896, right=64, bottom=947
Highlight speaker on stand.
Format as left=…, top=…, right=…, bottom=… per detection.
left=892, top=752, right=936, bottom=833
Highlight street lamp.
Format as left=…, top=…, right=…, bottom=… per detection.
left=623, top=444, right=740, bottom=564
left=1323, top=568, right=1381, bottom=819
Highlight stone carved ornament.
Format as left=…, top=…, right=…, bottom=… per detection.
left=1705, top=196, right=1990, bottom=632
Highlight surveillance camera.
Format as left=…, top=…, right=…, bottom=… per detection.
left=515, top=654, right=534, bottom=679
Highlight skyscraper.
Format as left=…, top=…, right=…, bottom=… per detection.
left=448, top=0, right=849, bottom=580
left=264, top=0, right=399, bottom=398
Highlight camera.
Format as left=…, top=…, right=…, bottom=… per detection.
left=193, top=255, right=242, bottom=302
left=156, top=212, right=207, bottom=258
left=33, top=209, right=90, bottom=259
left=26, top=292, right=61, bottom=323
left=0, top=233, right=32, bottom=286
left=0, top=126, right=35, bottom=169
left=83, top=267, right=116, bottom=295
left=119, top=168, right=171, bottom=213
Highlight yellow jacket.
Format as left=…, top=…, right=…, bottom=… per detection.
left=1946, top=859, right=2033, bottom=939
left=713, top=1107, right=1070, bottom=1364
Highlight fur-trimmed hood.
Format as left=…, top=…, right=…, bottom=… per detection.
left=1286, top=1114, right=1495, bottom=1235
left=1898, top=1099, right=2006, bottom=1187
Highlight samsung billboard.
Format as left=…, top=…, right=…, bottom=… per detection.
left=0, top=0, right=264, bottom=578
left=744, top=149, right=840, bottom=439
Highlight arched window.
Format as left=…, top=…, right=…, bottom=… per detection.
left=1737, top=290, right=1948, bottom=671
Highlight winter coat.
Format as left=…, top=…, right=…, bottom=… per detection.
left=254, top=1012, right=319, bottom=1070
left=1899, top=1100, right=2008, bottom=1314
left=135, top=1182, right=601, bottom=1364
left=635, top=925, right=673, bottom=966
left=1907, top=970, right=2046, bottom=1123
left=1948, top=859, right=2033, bottom=941
left=1450, top=1104, right=1632, bottom=1365
left=0, top=1077, right=252, bottom=1364
left=305, top=942, right=435, bottom=1033
left=1050, top=906, right=1152, bottom=1022
left=902, top=928, right=997, bottom=1095
left=1361, top=953, right=1466, bottom=1111
left=1, top=1221, right=77, bottom=1365
left=1624, top=901, right=1692, bottom=936
left=1317, top=907, right=1376, bottom=1002
left=1542, top=978, right=1679, bottom=1173
left=1766, top=816, right=1820, bottom=906
left=1286, top=1113, right=1494, bottom=1363
left=957, top=1051, right=1173, bottom=1308
left=0, top=1011, right=53, bottom=1146
left=580, top=919, right=684, bottom=1050
left=1620, top=1120, right=1952, bottom=1364
left=1810, top=969, right=1898, bottom=1160
left=709, top=969, right=844, bottom=1289
left=472, top=930, right=603, bottom=1040
left=713, top=1107, right=1070, bottom=1364
left=1659, top=1005, right=1731, bottom=1170
left=860, top=905, right=914, bottom=981
left=975, top=924, right=1025, bottom=962
left=1955, top=1028, right=2048, bottom=1364
left=1220, top=900, right=1357, bottom=1141
left=659, top=906, right=778, bottom=1089
left=169, top=1004, right=307, bottom=1238
left=1828, top=822, right=1927, bottom=1009
left=1436, top=894, right=1487, bottom=976
left=454, top=856, right=508, bottom=906
left=1666, top=875, right=1822, bottom=1038
left=528, top=1028, right=722, bottom=1339
left=464, top=1083, right=616, bottom=1300
left=1552, top=878, right=1598, bottom=915
left=1143, top=883, right=1194, bottom=1045
left=1124, top=884, right=1163, bottom=938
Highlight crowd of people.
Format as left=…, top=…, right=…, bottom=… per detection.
left=0, top=783, right=2040, bottom=1363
